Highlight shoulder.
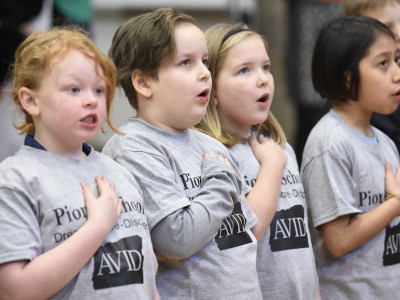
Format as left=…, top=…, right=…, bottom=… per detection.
left=302, top=112, right=357, bottom=169
left=283, top=143, right=295, bottom=157
left=190, top=129, right=221, bottom=144
left=190, top=129, right=231, bottom=154
left=305, top=112, right=353, bottom=152
left=0, top=155, right=23, bottom=177
left=374, top=127, right=399, bottom=157
left=0, top=147, right=42, bottom=187
left=284, top=143, right=299, bottom=166
left=102, top=119, right=162, bottom=158
left=0, top=146, right=44, bottom=169
left=374, top=127, right=397, bottom=146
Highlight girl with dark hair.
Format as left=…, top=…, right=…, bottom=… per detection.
left=301, top=15, right=400, bottom=299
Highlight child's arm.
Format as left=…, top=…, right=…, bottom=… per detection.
left=150, top=154, right=240, bottom=259
left=321, top=163, right=400, bottom=257
left=0, top=176, right=121, bottom=300
left=246, top=135, right=287, bottom=241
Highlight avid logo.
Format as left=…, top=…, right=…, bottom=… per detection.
left=269, top=205, right=309, bottom=252
left=215, top=202, right=253, bottom=250
left=383, top=223, right=400, bottom=266
left=92, top=235, right=144, bottom=290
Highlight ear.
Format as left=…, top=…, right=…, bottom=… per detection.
left=344, top=71, right=352, bottom=90
left=131, top=70, right=152, bottom=98
left=18, top=87, right=40, bottom=116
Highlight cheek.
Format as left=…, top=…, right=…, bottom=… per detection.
left=269, top=88, right=275, bottom=105
left=98, top=100, right=108, bottom=119
left=216, top=78, right=249, bottom=107
left=217, top=90, right=242, bottom=111
left=358, top=75, right=375, bottom=98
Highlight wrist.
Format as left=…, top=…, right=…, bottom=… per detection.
left=384, top=193, right=400, bottom=201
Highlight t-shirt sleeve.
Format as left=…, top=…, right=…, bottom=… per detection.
left=302, top=150, right=361, bottom=228
left=0, top=185, right=41, bottom=264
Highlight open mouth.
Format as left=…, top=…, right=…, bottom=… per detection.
left=81, top=115, right=98, bottom=124
left=198, top=88, right=209, bottom=98
left=257, top=96, right=268, bottom=103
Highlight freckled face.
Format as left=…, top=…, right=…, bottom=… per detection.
left=214, top=35, right=274, bottom=137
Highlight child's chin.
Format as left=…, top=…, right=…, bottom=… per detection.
left=192, top=115, right=206, bottom=127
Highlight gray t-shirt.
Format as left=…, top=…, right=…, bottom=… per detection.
left=102, top=118, right=261, bottom=299
left=0, top=144, right=158, bottom=300
left=301, top=110, right=400, bottom=299
left=229, top=139, right=319, bottom=299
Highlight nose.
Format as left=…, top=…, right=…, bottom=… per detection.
left=392, top=62, right=400, bottom=83
left=393, top=23, right=400, bottom=42
left=84, top=90, right=98, bottom=107
left=257, top=69, right=269, bottom=87
left=199, top=63, right=211, bottom=82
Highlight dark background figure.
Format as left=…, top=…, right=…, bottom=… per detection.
left=285, top=0, right=344, bottom=166
left=0, top=0, right=44, bottom=89
left=0, top=0, right=47, bottom=162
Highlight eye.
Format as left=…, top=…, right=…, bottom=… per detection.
left=95, top=87, right=105, bottom=95
left=238, top=67, right=249, bottom=74
left=68, top=86, right=80, bottom=94
left=202, top=58, right=209, bottom=68
left=180, top=59, right=191, bottom=66
left=263, top=64, right=271, bottom=72
left=395, top=56, right=400, bottom=67
left=379, top=60, right=389, bottom=68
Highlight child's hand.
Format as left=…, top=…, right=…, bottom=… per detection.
left=249, top=135, right=287, bottom=170
left=385, top=163, right=400, bottom=195
left=216, top=154, right=233, bottom=169
left=80, top=176, right=122, bottom=234
left=203, top=152, right=233, bottom=169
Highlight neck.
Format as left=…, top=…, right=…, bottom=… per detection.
left=332, top=102, right=373, bottom=137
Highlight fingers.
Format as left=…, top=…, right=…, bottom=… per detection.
left=248, top=136, right=258, bottom=149
left=96, top=176, right=119, bottom=198
left=217, top=154, right=229, bottom=163
left=116, top=197, right=123, bottom=215
left=95, top=176, right=109, bottom=195
left=249, top=134, right=267, bottom=144
left=203, top=152, right=232, bottom=168
left=216, top=154, right=232, bottom=168
left=83, top=177, right=121, bottom=231
left=384, top=162, right=400, bottom=195
left=257, top=134, right=267, bottom=143
left=80, top=182, right=93, bottom=201
left=385, top=162, right=394, bottom=177
left=81, top=177, right=117, bottom=203
left=395, top=166, right=400, bottom=180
